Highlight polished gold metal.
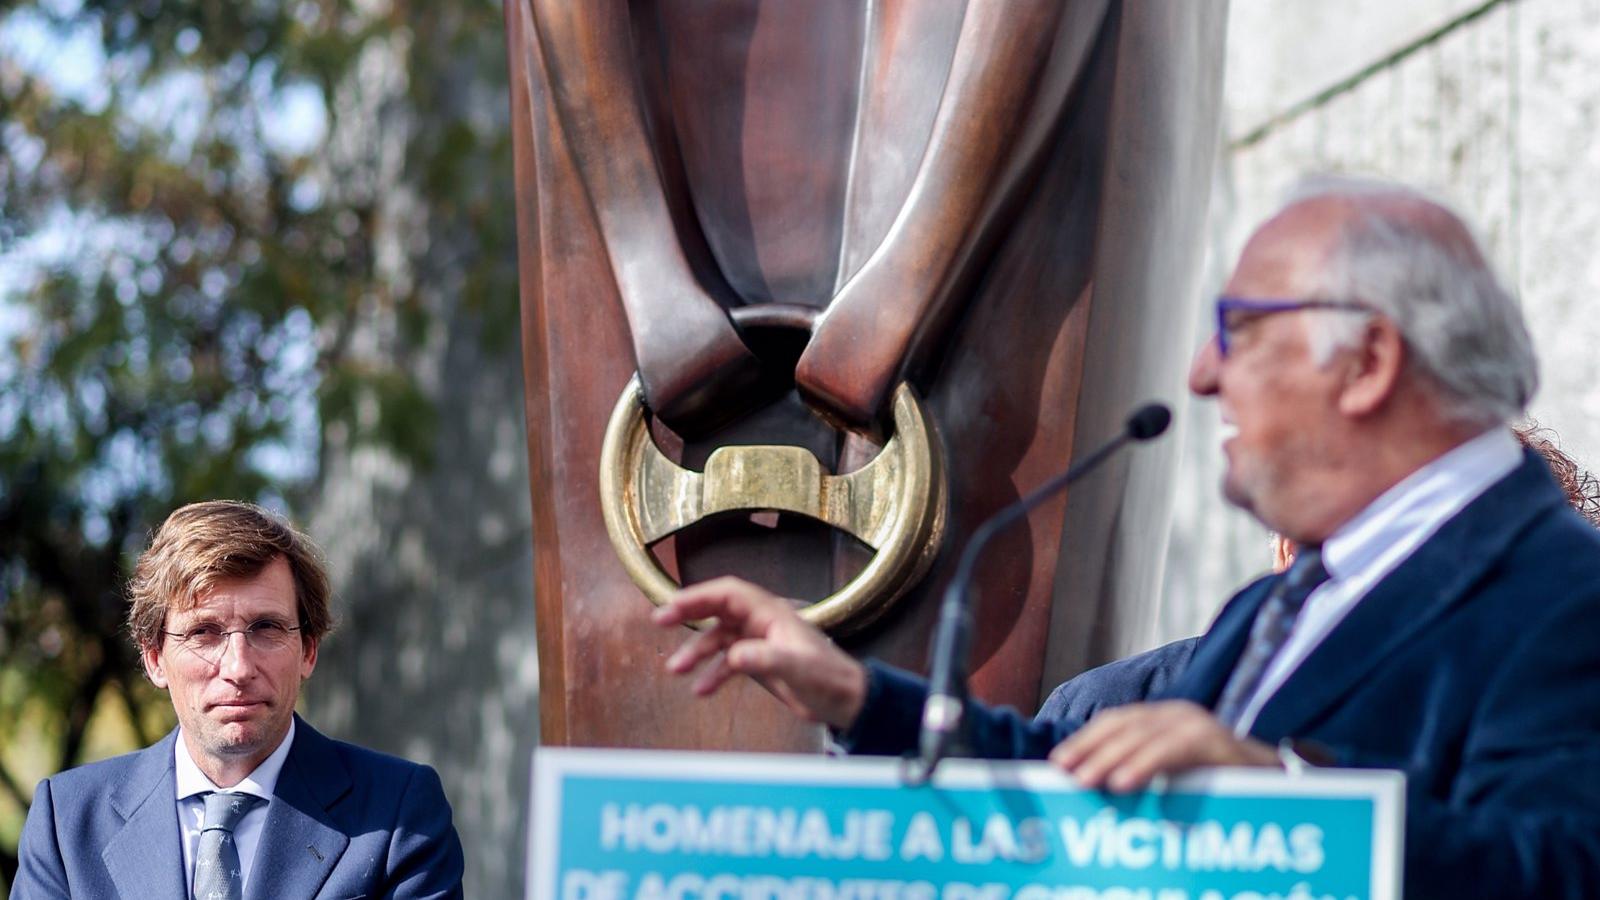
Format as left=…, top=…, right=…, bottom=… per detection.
left=600, top=379, right=946, bottom=634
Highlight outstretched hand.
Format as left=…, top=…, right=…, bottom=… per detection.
left=652, top=576, right=868, bottom=731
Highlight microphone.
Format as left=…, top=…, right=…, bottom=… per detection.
left=910, top=403, right=1172, bottom=782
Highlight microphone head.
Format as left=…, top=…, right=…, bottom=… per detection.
left=1126, top=403, right=1172, bottom=441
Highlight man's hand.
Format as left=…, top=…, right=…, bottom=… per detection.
left=1048, top=701, right=1280, bottom=791
left=652, top=576, right=868, bottom=731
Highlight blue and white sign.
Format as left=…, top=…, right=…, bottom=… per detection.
left=530, top=749, right=1403, bottom=900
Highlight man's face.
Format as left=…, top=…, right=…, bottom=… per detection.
left=1187, top=205, right=1350, bottom=534
left=144, top=555, right=316, bottom=769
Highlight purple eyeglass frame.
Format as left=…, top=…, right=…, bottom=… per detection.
left=1214, top=296, right=1374, bottom=356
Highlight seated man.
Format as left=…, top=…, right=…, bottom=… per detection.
left=13, top=501, right=464, bottom=900
left=654, top=178, right=1600, bottom=900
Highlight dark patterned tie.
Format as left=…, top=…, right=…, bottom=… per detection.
left=1213, top=545, right=1330, bottom=729
left=193, top=791, right=265, bottom=900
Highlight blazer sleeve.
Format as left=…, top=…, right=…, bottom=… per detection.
left=12, top=778, right=70, bottom=900
left=1334, top=596, right=1600, bottom=900
left=383, top=764, right=465, bottom=900
left=1035, top=637, right=1201, bottom=725
left=836, top=661, right=1078, bottom=760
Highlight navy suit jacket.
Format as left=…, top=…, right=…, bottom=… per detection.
left=1034, top=637, right=1199, bottom=725
left=845, top=450, right=1600, bottom=899
left=12, top=715, right=464, bottom=899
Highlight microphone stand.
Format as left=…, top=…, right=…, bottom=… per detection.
left=907, top=404, right=1172, bottom=784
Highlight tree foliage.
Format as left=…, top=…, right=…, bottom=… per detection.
left=0, top=0, right=516, bottom=883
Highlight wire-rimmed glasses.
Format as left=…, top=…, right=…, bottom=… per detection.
left=162, top=620, right=303, bottom=662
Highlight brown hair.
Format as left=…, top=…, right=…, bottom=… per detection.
left=127, top=500, right=334, bottom=651
left=1516, top=423, right=1600, bottom=527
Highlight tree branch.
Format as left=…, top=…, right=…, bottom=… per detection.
left=0, top=753, right=31, bottom=814
left=117, top=677, right=155, bottom=748
left=57, top=655, right=112, bottom=771
left=1, top=845, right=18, bottom=895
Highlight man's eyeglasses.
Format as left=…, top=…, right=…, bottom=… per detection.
left=162, top=620, right=303, bottom=661
left=1214, top=296, right=1374, bottom=357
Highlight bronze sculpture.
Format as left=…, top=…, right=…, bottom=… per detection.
left=506, top=1, right=1226, bottom=750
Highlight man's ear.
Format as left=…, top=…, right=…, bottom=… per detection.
left=300, top=637, right=319, bottom=680
left=1337, top=316, right=1406, bottom=416
left=143, top=642, right=170, bottom=689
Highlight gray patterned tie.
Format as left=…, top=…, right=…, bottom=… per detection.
left=193, top=791, right=264, bottom=900
left=1213, top=545, right=1330, bottom=729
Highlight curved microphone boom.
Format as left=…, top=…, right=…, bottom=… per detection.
left=910, top=402, right=1172, bottom=783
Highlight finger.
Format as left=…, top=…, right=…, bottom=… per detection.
left=761, top=678, right=820, bottom=724
left=725, top=636, right=790, bottom=680
left=1066, top=716, right=1163, bottom=789
left=690, top=651, right=739, bottom=697
left=725, top=662, right=812, bottom=721
left=1050, top=707, right=1139, bottom=770
left=651, top=602, right=692, bottom=627
left=1106, top=731, right=1204, bottom=792
left=720, top=640, right=812, bottom=717
left=652, top=593, right=743, bottom=629
left=727, top=637, right=864, bottom=729
left=1104, top=709, right=1232, bottom=791
left=654, top=577, right=782, bottom=630
left=665, top=623, right=734, bottom=674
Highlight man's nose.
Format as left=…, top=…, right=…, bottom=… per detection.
left=1188, top=334, right=1221, bottom=397
left=216, top=632, right=259, bottom=678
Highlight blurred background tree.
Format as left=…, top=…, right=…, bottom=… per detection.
left=0, top=0, right=534, bottom=894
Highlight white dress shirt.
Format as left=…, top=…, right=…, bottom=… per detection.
left=175, top=717, right=295, bottom=897
left=1231, top=426, right=1523, bottom=733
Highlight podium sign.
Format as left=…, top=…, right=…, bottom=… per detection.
left=531, top=748, right=1404, bottom=900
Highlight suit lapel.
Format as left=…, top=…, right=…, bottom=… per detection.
left=246, top=717, right=350, bottom=900
left=102, top=731, right=188, bottom=899
left=1248, top=451, right=1562, bottom=742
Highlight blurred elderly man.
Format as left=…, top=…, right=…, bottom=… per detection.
left=13, top=501, right=463, bottom=900
left=655, top=178, right=1600, bottom=899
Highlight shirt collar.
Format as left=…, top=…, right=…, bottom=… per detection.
left=1321, top=426, right=1522, bottom=581
left=174, top=716, right=296, bottom=802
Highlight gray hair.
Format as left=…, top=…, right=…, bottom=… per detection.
left=1291, top=176, right=1538, bottom=427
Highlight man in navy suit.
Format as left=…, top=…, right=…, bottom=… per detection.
left=654, top=178, right=1600, bottom=898
left=12, top=501, right=464, bottom=899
